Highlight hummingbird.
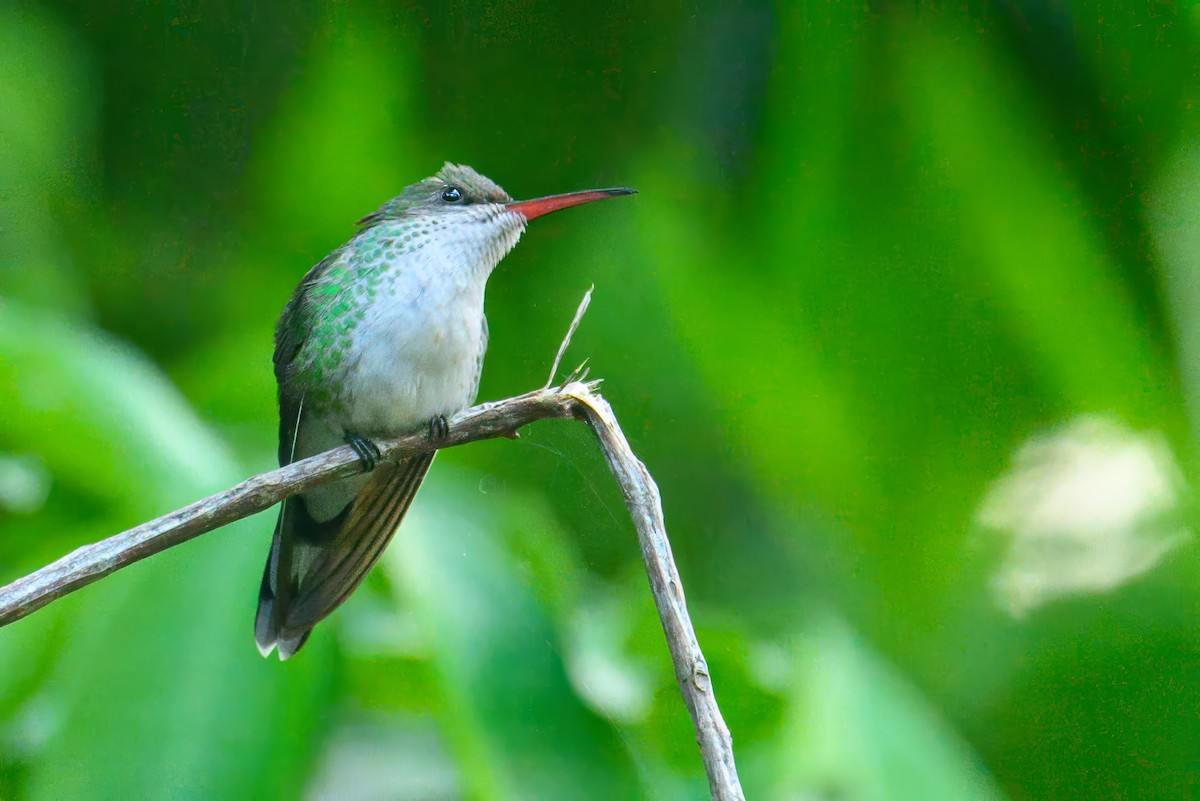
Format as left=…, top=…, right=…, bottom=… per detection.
left=255, top=163, right=634, bottom=659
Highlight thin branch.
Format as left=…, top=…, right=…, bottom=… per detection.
left=0, top=381, right=744, bottom=801
left=566, top=386, right=746, bottom=801
left=545, top=284, right=594, bottom=388
left=0, top=386, right=582, bottom=628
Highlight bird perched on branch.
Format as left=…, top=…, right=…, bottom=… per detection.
left=255, top=162, right=634, bottom=659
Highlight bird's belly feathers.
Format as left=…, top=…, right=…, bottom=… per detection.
left=337, top=286, right=486, bottom=435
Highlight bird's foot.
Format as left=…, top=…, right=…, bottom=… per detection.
left=428, top=414, right=450, bottom=443
left=346, top=434, right=381, bottom=472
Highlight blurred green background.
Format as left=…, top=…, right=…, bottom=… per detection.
left=2, top=1, right=1199, bottom=799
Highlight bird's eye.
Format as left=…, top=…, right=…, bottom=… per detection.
left=441, top=185, right=464, bottom=204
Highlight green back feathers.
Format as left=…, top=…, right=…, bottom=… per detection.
left=276, top=250, right=364, bottom=408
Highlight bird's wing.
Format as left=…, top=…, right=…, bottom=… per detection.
left=272, top=252, right=340, bottom=462
left=258, top=248, right=388, bottom=659
left=275, top=452, right=434, bottom=651
left=254, top=391, right=318, bottom=659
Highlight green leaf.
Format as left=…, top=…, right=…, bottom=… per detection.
left=766, top=614, right=1008, bottom=801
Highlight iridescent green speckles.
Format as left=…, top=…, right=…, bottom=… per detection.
left=285, top=230, right=412, bottom=414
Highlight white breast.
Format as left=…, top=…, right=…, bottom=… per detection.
left=338, top=244, right=488, bottom=436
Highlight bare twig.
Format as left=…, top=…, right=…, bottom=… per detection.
left=545, top=284, right=594, bottom=388
left=0, top=382, right=744, bottom=801
left=0, top=386, right=581, bottom=627
left=566, top=386, right=746, bottom=801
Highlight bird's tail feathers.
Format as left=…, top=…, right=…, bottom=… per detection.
left=255, top=453, right=434, bottom=659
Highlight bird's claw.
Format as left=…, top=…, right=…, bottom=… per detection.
left=346, top=434, right=381, bottom=472
left=429, top=414, right=450, bottom=443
